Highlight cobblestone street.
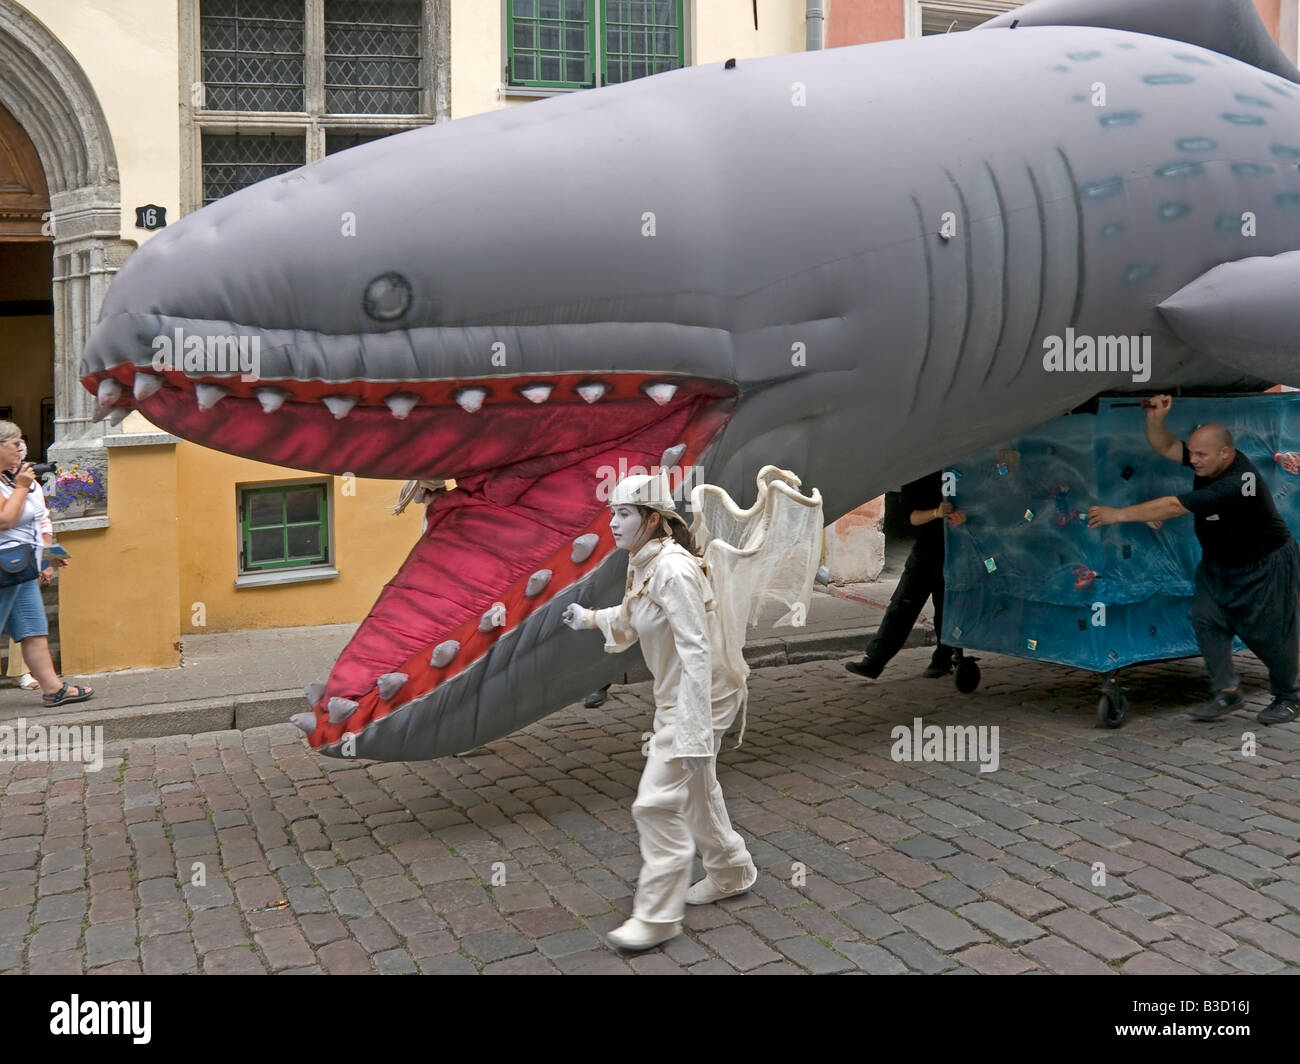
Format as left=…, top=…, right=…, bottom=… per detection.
left=2, top=648, right=1298, bottom=975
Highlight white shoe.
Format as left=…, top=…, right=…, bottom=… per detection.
left=686, top=866, right=758, bottom=905
left=605, top=917, right=682, bottom=951
left=18, top=673, right=38, bottom=691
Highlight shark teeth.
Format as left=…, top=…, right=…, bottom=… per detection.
left=96, top=378, right=123, bottom=408
left=384, top=393, right=420, bottom=419
left=571, top=533, right=600, bottom=564
left=305, top=682, right=325, bottom=705
left=194, top=383, right=230, bottom=411
left=520, top=384, right=552, bottom=404
left=660, top=443, right=686, bottom=469
left=455, top=387, right=487, bottom=413
left=256, top=387, right=291, bottom=413
left=431, top=640, right=460, bottom=667
left=107, top=407, right=131, bottom=426
left=376, top=672, right=408, bottom=700
left=327, top=697, right=359, bottom=724
left=577, top=382, right=608, bottom=404
left=133, top=373, right=164, bottom=400
left=290, top=713, right=316, bottom=734
left=479, top=602, right=507, bottom=632
left=643, top=382, right=678, bottom=406
left=322, top=395, right=359, bottom=420
left=525, top=569, right=552, bottom=596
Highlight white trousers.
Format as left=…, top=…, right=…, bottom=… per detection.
left=631, top=692, right=756, bottom=924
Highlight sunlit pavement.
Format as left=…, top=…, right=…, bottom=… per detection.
left=1, top=648, right=1297, bottom=974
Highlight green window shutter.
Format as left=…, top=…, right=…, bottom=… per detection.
left=239, top=483, right=330, bottom=572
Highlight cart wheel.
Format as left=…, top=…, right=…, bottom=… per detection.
left=954, top=657, right=981, bottom=694
left=1096, top=687, right=1128, bottom=729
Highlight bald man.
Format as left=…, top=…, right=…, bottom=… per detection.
left=1088, top=396, right=1298, bottom=726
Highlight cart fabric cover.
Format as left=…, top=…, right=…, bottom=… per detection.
left=943, top=395, right=1300, bottom=671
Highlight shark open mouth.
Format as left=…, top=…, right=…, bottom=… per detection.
left=83, top=363, right=736, bottom=751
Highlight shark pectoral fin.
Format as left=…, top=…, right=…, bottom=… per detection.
left=980, top=0, right=1300, bottom=83
left=1158, top=252, right=1300, bottom=388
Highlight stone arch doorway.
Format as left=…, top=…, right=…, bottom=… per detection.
left=0, top=0, right=127, bottom=449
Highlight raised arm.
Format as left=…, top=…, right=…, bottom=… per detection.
left=1145, top=395, right=1183, bottom=463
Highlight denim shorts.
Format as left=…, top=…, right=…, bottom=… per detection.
left=0, top=578, right=48, bottom=641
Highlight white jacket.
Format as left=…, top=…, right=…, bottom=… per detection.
left=573, top=536, right=738, bottom=760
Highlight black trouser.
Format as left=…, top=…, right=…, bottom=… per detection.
left=1190, top=537, right=1300, bottom=701
left=864, top=536, right=953, bottom=671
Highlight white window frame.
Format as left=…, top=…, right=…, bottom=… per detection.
left=904, top=0, right=1020, bottom=39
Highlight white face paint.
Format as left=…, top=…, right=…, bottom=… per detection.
left=609, top=505, right=645, bottom=552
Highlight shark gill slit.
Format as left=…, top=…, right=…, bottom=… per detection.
left=1012, top=162, right=1050, bottom=382
left=940, top=167, right=975, bottom=404
left=978, top=159, right=1012, bottom=391
left=908, top=193, right=937, bottom=416
left=1055, top=146, right=1087, bottom=328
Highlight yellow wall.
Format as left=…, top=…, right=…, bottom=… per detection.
left=175, top=442, right=421, bottom=635
left=56, top=443, right=180, bottom=672
left=21, top=0, right=180, bottom=246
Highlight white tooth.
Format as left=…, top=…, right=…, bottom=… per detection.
left=305, top=682, right=325, bottom=705
left=571, top=533, right=600, bottom=564
left=384, top=393, right=420, bottom=419
left=521, top=384, right=552, bottom=404
left=133, top=373, right=164, bottom=400
left=194, top=383, right=230, bottom=411
left=107, top=407, right=131, bottom=426
left=97, top=378, right=123, bottom=407
left=526, top=569, right=552, bottom=596
left=479, top=602, right=507, bottom=632
left=90, top=404, right=110, bottom=423
left=322, top=395, right=358, bottom=419
left=577, top=382, right=608, bottom=404
left=376, top=672, right=408, bottom=700
left=431, top=640, right=460, bottom=668
left=327, top=697, right=359, bottom=724
left=256, top=387, right=291, bottom=413
left=660, top=444, right=686, bottom=469
left=644, top=383, right=678, bottom=406
left=290, top=713, right=316, bottom=733
left=455, top=388, right=487, bottom=413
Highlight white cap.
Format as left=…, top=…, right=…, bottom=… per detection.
left=607, top=471, right=687, bottom=527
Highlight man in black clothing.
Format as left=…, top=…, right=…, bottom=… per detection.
left=844, top=472, right=956, bottom=681
left=1088, top=395, right=1299, bottom=725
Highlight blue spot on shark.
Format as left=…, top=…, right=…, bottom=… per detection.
left=1277, top=193, right=1300, bottom=211
left=1270, top=144, right=1300, bottom=159
left=1155, top=161, right=1205, bottom=178
left=1053, top=65, right=1069, bottom=73
left=1099, top=112, right=1142, bottom=128
left=1214, top=213, right=1244, bottom=232
left=1175, top=137, right=1216, bottom=151
left=1158, top=202, right=1192, bottom=221
left=1231, top=162, right=1274, bottom=176
left=1171, top=54, right=1214, bottom=66
left=1123, top=264, right=1159, bottom=285
left=1234, top=93, right=1273, bottom=108
left=1221, top=113, right=1266, bottom=125
left=1116, top=42, right=1136, bottom=50
left=1081, top=176, right=1124, bottom=199
left=1067, top=51, right=1103, bottom=61
left=1100, top=222, right=1126, bottom=237
left=1144, top=73, right=1195, bottom=85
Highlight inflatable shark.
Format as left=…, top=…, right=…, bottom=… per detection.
left=80, top=0, right=1300, bottom=759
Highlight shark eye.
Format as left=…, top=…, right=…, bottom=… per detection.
left=363, top=272, right=412, bottom=322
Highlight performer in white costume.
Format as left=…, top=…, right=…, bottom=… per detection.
left=564, top=466, right=823, bottom=951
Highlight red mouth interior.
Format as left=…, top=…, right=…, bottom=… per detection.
left=86, top=367, right=735, bottom=748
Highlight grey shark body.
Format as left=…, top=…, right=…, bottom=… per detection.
left=80, top=0, right=1300, bottom=759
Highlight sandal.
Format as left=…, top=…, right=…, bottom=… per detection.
left=42, top=682, right=93, bottom=707
left=18, top=673, right=39, bottom=691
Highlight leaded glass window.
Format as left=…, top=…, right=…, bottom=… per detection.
left=325, top=0, right=423, bottom=113
left=325, top=130, right=400, bottom=154
left=202, top=133, right=306, bottom=205
left=201, top=0, right=306, bottom=111
left=603, top=0, right=682, bottom=84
